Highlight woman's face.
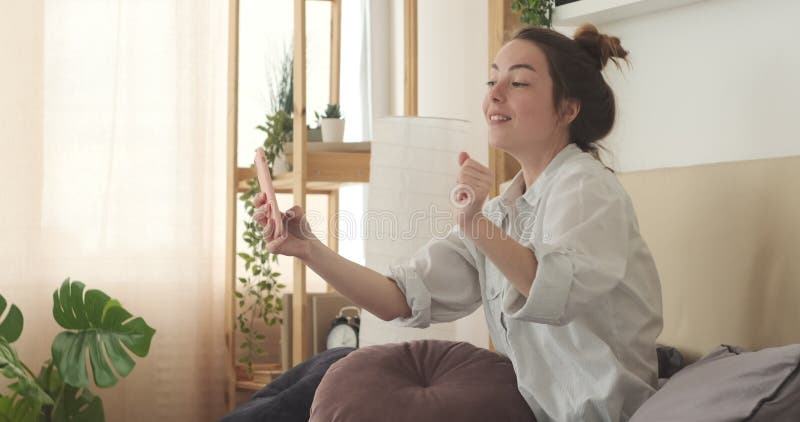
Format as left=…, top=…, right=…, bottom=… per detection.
left=482, top=39, right=568, bottom=154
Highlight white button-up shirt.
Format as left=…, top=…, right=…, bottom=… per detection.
left=386, top=143, right=663, bottom=421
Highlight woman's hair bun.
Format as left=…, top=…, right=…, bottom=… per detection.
left=573, top=23, right=629, bottom=70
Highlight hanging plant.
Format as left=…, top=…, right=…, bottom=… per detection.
left=236, top=177, right=286, bottom=378
left=511, top=0, right=556, bottom=28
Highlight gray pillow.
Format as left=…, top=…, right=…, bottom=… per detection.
left=631, top=343, right=800, bottom=422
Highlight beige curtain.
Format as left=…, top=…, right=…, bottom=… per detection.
left=1, top=0, right=228, bottom=420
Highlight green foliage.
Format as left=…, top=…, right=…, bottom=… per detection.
left=0, top=297, right=23, bottom=344
left=0, top=278, right=154, bottom=422
left=0, top=338, right=51, bottom=420
left=237, top=44, right=293, bottom=377
left=236, top=178, right=287, bottom=377
left=255, top=110, right=292, bottom=170
left=511, top=0, right=556, bottom=28
left=269, top=45, right=294, bottom=116
left=51, top=280, right=155, bottom=389
left=314, top=103, right=342, bottom=123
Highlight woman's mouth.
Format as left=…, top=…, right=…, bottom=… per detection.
left=489, top=114, right=512, bottom=125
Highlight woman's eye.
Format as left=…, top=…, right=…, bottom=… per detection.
left=486, top=81, right=497, bottom=87
left=511, top=82, right=529, bottom=87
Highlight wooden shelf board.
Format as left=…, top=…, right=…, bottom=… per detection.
left=236, top=380, right=267, bottom=391
left=285, top=141, right=370, bottom=153
left=234, top=364, right=283, bottom=391
left=236, top=146, right=370, bottom=193
left=553, top=0, right=707, bottom=26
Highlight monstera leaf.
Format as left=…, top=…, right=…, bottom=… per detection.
left=50, top=384, right=104, bottom=422
left=0, top=337, right=52, bottom=419
left=0, top=395, right=40, bottom=422
left=51, top=278, right=155, bottom=389
left=0, top=295, right=23, bottom=343
left=34, top=361, right=104, bottom=422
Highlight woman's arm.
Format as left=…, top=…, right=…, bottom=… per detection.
left=303, top=239, right=412, bottom=322
left=455, top=152, right=538, bottom=298
left=467, top=215, right=539, bottom=298
left=256, top=197, right=411, bottom=322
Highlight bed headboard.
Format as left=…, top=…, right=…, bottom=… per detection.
left=617, top=155, right=800, bottom=360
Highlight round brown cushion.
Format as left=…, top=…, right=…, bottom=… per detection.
left=310, top=340, right=536, bottom=422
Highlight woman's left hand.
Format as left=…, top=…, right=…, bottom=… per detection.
left=454, top=151, right=492, bottom=230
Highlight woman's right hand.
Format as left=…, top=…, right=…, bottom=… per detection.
left=252, top=192, right=319, bottom=260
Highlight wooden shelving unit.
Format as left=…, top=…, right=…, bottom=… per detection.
left=224, top=0, right=369, bottom=410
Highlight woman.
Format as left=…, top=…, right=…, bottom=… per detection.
left=255, top=24, right=663, bottom=422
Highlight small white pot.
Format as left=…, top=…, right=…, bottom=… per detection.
left=273, top=151, right=290, bottom=175
left=320, top=118, right=345, bottom=143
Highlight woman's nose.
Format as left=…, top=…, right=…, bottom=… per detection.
left=490, top=83, right=505, bottom=103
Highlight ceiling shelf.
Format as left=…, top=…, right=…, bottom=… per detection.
left=553, top=0, right=708, bottom=26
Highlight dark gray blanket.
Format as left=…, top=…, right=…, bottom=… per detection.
left=220, top=347, right=356, bottom=422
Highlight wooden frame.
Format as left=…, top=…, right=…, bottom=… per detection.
left=224, top=0, right=240, bottom=410
left=403, top=0, right=417, bottom=116
left=224, top=0, right=368, bottom=410
left=291, top=0, right=310, bottom=370
left=330, top=0, right=342, bottom=105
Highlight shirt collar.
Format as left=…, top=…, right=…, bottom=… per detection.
left=499, top=143, right=583, bottom=208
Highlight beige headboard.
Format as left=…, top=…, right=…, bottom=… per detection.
left=617, top=155, right=800, bottom=360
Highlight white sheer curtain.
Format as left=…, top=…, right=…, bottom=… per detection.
left=337, top=0, right=372, bottom=266
left=1, top=0, right=228, bottom=420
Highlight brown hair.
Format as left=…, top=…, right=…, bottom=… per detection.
left=512, top=24, right=629, bottom=169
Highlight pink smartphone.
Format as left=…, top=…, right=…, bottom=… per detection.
left=254, top=147, right=284, bottom=238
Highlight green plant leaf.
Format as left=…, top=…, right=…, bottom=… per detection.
left=50, top=384, right=104, bottom=422
left=0, top=395, right=40, bottom=422
left=27, top=359, right=104, bottom=422
left=51, top=279, right=156, bottom=389
left=0, top=337, right=53, bottom=413
left=0, top=295, right=23, bottom=344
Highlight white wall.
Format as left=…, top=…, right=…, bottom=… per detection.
left=385, top=0, right=490, bottom=164
left=565, top=0, right=800, bottom=172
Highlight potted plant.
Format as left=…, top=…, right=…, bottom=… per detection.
left=316, top=104, right=345, bottom=143
left=307, top=123, right=323, bottom=142
left=257, top=46, right=294, bottom=175
left=511, top=0, right=556, bottom=28
left=256, top=110, right=292, bottom=175
left=0, top=278, right=155, bottom=421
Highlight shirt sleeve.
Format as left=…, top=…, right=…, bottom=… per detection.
left=503, top=170, right=631, bottom=326
left=385, top=226, right=483, bottom=328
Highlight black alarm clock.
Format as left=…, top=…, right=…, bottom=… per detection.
left=326, top=306, right=360, bottom=349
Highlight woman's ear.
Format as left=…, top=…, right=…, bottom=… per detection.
left=558, top=98, right=581, bottom=126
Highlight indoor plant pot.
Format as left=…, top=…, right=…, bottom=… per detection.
left=320, top=118, right=345, bottom=143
